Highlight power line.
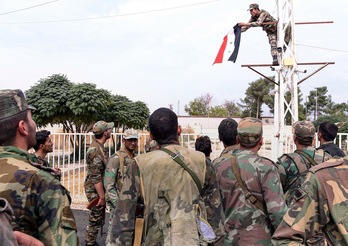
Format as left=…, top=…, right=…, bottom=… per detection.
left=0, top=0, right=219, bottom=24
left=296, top=44, right=348, bottom=53
left=0, top=0, right=60, bottom=16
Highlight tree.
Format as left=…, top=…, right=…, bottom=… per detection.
left=239, top=77, right=273, bottom=118
left=210, top=106, right=228, bottom=117
left=223, top=100, right=242, bottom=117
left=26, top=74, right=150, bottom=133
left=184, top=93, right=212, bottom=116
left=325, top=102, right=348, bottom=117
left=305, top=86, right=332, bottom=120
left=185, top=94, right=242, bottom=117
left=25, top=74, right=74, bottom=129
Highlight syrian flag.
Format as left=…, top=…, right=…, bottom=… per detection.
left=213, top=24, right=241, bottom=65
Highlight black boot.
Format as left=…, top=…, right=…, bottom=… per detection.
left=272, top=55, right=279, bottom=66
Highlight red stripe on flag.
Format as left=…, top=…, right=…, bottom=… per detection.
left=213, top=35, right=228, bottom=65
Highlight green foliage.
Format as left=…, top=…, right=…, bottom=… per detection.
left=184, top=94, right=211, bottom=116
left=239, top=77, right=273, bottom=119
left=314, top=115, right=348, bottom=131
left=184, top=94, right=242, bottom=117
left=25, top=74, right=73, bottom=127
left=25, top=74, right=150, bottom=133
left=210, top=106, right=228, bottom=117
left=305, top=86, right=332, bottom=120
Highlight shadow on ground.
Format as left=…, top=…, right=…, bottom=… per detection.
left=73, top=209, right=110, bottom=246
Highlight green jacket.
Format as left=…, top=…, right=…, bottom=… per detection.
left=0, top=146, right=79, bottom=246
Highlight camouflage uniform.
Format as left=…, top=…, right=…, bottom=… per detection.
left=212, top=144, right=240, bottom=167
left=277, top=121, right=332, bottom=205
left=272, top=157, right=348, bottom=245
left=84, top=139, right=108, bottom=244
left=104, top=147, right=137, bottom=244
left=31, top=153, right=50, bottom=167
left=0, top=198, right=18, bottom=246
left=242, top=7, right=278, bottom=57
left=30, top=154, right=62, bottom=180
left=216, top=117, right=287, bottom=245
left=0, top=146, right=79, bottom=246
left=110, top=144, right=225, bottom=245
left=242, top=3, right=291, bottom=63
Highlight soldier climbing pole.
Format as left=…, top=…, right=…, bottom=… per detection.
left=241, top=0, right=334, bottom=160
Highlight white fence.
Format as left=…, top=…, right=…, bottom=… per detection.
left=43, top=132, right=348, bottom=204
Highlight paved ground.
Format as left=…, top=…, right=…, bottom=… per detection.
left=73, top=209, right=110, bottom=246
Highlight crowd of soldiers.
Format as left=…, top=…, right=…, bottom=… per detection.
left=0, top=88, right=348, bottom=246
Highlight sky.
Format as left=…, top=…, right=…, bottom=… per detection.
left=0, top=0, right=347, bottom=116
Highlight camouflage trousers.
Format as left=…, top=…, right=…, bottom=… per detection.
left=105, top=202, right=115, bottom=245
left=267, top=26, right=292, bottom=57
left=85, top=193, right=105, bottom=245
left=267, top=32, right=277, bottom=57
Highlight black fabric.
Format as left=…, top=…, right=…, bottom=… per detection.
left=317, top=143, right=345, bottom=157
left=228, top=24, right=241, bottom=63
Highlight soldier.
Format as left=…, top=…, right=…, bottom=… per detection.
left=0, top=197, right=44, bottom=246
left=32, top=130, right=53, bottom=167
left=104, top=128, right=139, bottom=244
left=110, top=107, right=225, bottom=245
left=276, top=120, right=332, bottom=205
left=216, top=117, right=287, bottom=245
left=84, top=120, right=114, bottom=246
left=238, top=3, right=291, bottom=65
left=272, top=157, right=348, bottom=245
left=195, top=135, right=212, bottom=161
left=317, top=121, right=345, bottom=157
left=0, top=89, right=79, bottom=245
left=212, top=118, right=239, bottom=166
left=31, top=130, right=62, bottom=180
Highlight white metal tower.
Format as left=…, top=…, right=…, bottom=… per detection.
left=242, top=0, right=334, bottom=160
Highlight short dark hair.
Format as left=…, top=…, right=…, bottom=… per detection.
left=195, top=136, right=212, bottom=157
left=218, top=118, right=238, bottom=146
left=0, top=110, right=28, bottom=146
left=34, top=130, right=51, bottom=151
left=149, top=108, right=178, bottom=145
left=319, top=121, right=338, bottom=142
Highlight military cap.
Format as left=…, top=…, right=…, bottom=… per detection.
left=237, top=117, right=262, bottom=147
left=92, top=121, right=114, bottom=135
left=123, top=128, right=139, bottom=139
left=247, top=3, right=259, bottom=11
left=293, top=120, right=315, bottom=139
left=0, top=89, right=36, bottom=121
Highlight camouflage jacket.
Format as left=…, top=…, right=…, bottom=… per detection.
left=216, top=149, right=287, bottom=245
left=0, top=198, right=18, bottom=246
left=272, top=157, right=348, bottom=245
left=104, top=148, right=136, bottom=208
left=0, top=146, right=79, bottom=246
left=31, top=153, right=50, bottom=167
left=276, top=146, right=332, bottom=205
left=212, top=144, right=240, bottom=167
left=84, top=139, right=107, bottom=198
left=110, top=144, right=225, bottom=245
left=242, top=9, right=277, bottom=33
left=29, top=154, right=61, bottom=180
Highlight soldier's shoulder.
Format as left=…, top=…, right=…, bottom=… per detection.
left=310, top=157, right=345, bottom=173
left=257, top=156, right=275, bottom=166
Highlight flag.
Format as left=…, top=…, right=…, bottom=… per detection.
left=213, top=24, right=241, bottom=65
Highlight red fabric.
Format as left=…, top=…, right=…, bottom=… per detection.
left=213, top=35, right=228, bottom=65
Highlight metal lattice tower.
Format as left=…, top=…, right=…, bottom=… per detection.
left=242, top=0, right=334, bottom=160
left=271, top=0, right=297, bottom=160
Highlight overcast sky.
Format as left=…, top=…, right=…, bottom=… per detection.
left=0, top=0, right=346, bottom=116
